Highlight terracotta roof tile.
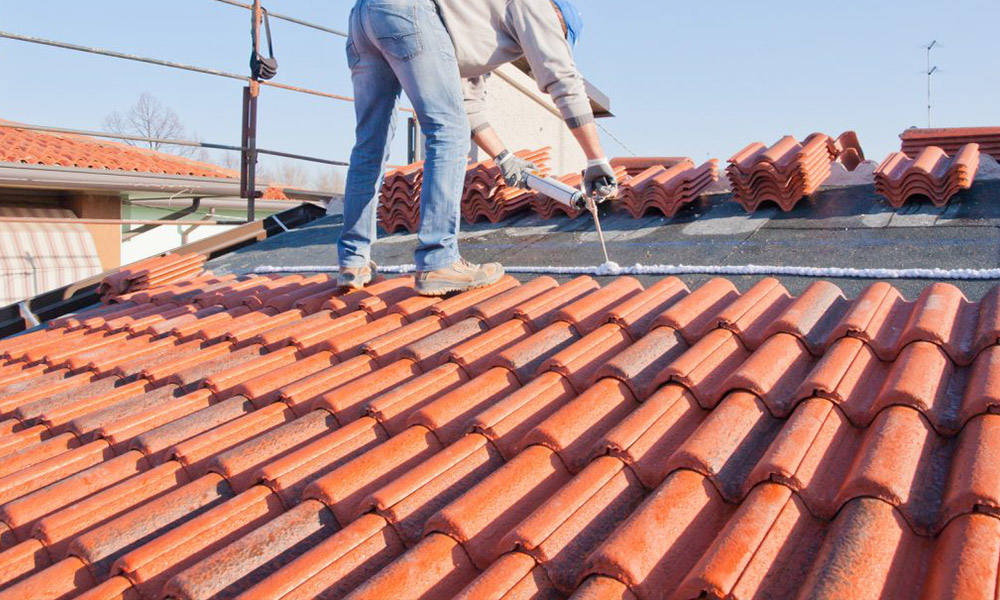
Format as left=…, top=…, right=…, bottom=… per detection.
left=472, top=371, right=576, bottom=460
left=73, top=575, right=135, bottom=600
left=654, top=329, right=752, bottom=407
left=467, top=276, right=558, bottom=327
left=900, top=126, right=1000, bottom=161
left=67, top=473, right=235, bottom=581
left=0, top=556, right=95, bottom=600
left=604, top=276, right=688, bottom=341
left=600, top=384, right=706, bottom=489
left=312, top=360, right=421, bottom=425
left=364, top=433, right=503, bottom=547
left=257, top=418, right=388, bottom=509
left=454, top=550, right=560, bottom=600
left=205, top=408, right=337, bottom=494
left=407, top=367, right=522, bottom=446
left=360, top=316, right=445, bottom=366
left=240, top=512, right=405, bottom=599
left=617, top=160, right=719, bottom=218
left=726, top=132, right=862, bottom=212
left=163, top=496, right=337, bottom=599
left=426, top=445, right=571, bottom=569
left=94, top=389, right=214, bottom=453
left=501, top=455, right=645, bottom=593
left=124, top=488, right=286, bottom=597
left=343, top=532, right=479, bottom=600
left=305, top=426, right=444, bottom=525
left=446, top=320, right=533, bottom=378
left=0, top=450, right=149, bottom=542
left=0, top=537, right=50, bottom=589
left=490, top=321, right=579, bottom=384
left=2, top=273, right=1000, bottom=598
left=129, top=396, right=255, bottom=464
left=0, top=123, right=238, bottom=179
left=366, top=362, right=470, bottom=436
left=875, top=144, right=980, bottom=207
left=513, top=276, right=600, bottom=331
left=170, top=403, right=294, bottom=481
left=275, top=356, right=377, bottom=415
left=540, top=323, right=632, bottom=393
left=32, top=461, right=191, bottom=557
left=595, top=326, right=689, bottom=400
left=377, top=149, right=560, bottom=231
left=521, top=379, right=638, bottom=474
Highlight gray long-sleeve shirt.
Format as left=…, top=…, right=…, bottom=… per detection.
left=432, top=0, right=594, bottom=134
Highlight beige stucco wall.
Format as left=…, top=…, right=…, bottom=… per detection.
left=470, top=64, right=587, bottom=176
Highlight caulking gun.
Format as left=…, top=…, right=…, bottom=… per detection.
left=523, top=172, right=613, bottom=265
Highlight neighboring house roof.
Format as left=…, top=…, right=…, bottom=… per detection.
left=0, top=121, right=239, bottom=179
left=0, top=267, right=998, bottom=598
left=0, top=121, right=292, bottom=200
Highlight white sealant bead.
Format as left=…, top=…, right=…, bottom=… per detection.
left=254, top=264, right=1000, bottom=281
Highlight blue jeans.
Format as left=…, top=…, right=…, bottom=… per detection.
left=338, top=0, right=470, bottom=272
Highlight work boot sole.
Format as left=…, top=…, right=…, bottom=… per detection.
left=338, top=263, right=377, bottom=290
left=415, top=270, right=505, bottom=297
left=338, top=277, right=372, bottom=291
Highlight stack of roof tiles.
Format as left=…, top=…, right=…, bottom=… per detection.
left=609, top=157, right=689, bottom=178
left=97, top=253, right=207, bottom=302
left=901, top=126, right=1000, bottom=163
left=461, top=148, right=552, bottom=224
left=0, top=269, right=999, bottom=599
left=376, top=149, right=551, bottom=233
left=727, top=132, right=865, bottom=212
left=875, top=144, right=981, bottom=208
left=530, top=166, right=629, bottom=220
left=617, top=159, right=720, bottom=218
left=376, top=162, right=425, bottom=234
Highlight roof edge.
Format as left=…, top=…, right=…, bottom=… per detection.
left=0, top=202, right=326, bottom=338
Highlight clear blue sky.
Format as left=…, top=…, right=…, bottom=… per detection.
left=2, top=1, right=999, bottom=183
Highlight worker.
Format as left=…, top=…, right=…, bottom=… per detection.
left=338, top=0, right=617, bottom=296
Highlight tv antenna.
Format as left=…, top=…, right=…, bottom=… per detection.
left=925, top=40, right=939, bottom=127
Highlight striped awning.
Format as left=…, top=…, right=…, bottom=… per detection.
left=0, top=206, right=104, bottom=306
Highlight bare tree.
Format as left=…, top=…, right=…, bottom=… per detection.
left=276, top=161, right=311, bottom=188
left=315, top=168, right=346, bottom=194
left=255, top=163, right=275, bottom=187
left=103, top=93, right=199, bottom=158
left=217, top=151, right=240, bottom=171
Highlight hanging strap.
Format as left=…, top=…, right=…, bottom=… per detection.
left=261, top=8, right=275, bottom=60
left=250, top=7, right=279, bottom=80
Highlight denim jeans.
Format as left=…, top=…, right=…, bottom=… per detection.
left=338, top=0, right=470, bottom=272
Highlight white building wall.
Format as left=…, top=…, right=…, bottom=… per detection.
left=121, top=222, right=236, bottom=264
left=473, top=65, right=587, bottom=176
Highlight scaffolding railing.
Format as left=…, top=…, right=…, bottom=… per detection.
left=1, top=1, right=633, bottom=225
left=0, top=121, right=350, bottom=168
left=0, top=2, right=410, bottom=223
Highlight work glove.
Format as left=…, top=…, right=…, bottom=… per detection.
left=496, top=150, right=537, bottom=190
left=583, top=158, right=618, bottom=203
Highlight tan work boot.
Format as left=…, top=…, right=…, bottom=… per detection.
left=416, top=258, right=504, bottom=296
left=338, top=261, right=377, bottom=291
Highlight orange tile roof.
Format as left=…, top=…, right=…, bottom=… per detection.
left=0, top=269, right=998, bottom=598
left=0, top=123, right=300, bottom=201
left=902, top=126, right=1000, bottom=163
left=0, top=122, right=239, bottom=179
